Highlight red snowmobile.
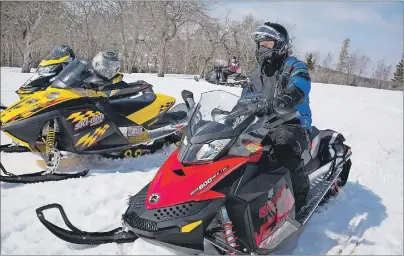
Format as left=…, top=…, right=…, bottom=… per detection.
left=36, top=90, right=352, bottom=255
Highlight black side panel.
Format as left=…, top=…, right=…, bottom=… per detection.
left=57, top=105, right=128, bottom=153
left=3, top=111, right=61, bottom=148
left=110, top=93, right=157, bottom=116
left=95, top=98, right=136, bottom=126
left=226, top=166, right=295, bottom=251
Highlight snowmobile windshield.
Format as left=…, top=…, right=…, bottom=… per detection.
left=44, top=45, right=71, bottom=61
left=51, top=59, right=92, bottom=89
left=189, top=90, right=262, bottom=137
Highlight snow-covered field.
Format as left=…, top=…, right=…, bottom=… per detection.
left=1, top=67, right=402, bottom=255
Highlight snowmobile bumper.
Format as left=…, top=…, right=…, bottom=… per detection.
left=36, top=203, right=138, bottom=245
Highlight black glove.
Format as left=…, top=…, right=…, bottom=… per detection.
left=274, top=86, right=305, bottom=109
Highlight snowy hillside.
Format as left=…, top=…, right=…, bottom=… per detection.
left=1, top=67, right=402, bottom=255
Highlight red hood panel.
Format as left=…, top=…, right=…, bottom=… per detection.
left=145, top=150, right=248, bottom=210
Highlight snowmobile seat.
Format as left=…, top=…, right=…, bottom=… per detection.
left=109, top=93, right=157, bottom=117
left=310, top=126, right=320, bottom=141
left=148, top=103, right=188, bottom=129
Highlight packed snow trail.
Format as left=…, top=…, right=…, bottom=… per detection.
left=1, top=67, right=402, bottom=255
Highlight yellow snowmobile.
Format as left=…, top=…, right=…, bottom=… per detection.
left=13, top=45, right=146, bottom=103
left=0, top=59, right=194, bottom=184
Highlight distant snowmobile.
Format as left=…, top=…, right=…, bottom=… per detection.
left=194, top=64, right=248, bottom=88
left=0, top=59, right=193, bottom=184
left=36, top=90, right=352, bottom=255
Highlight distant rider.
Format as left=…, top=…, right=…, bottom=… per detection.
left=222, top=56, right=240, bottom=82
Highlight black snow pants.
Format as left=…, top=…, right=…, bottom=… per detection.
left=262, top=124, right=311, bottom=212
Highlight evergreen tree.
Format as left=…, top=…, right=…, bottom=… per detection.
left=392, top=56, right=403, bottom=86
left=336, top=38, right=350, bottom=72
left=305, top=52, right=316, bottom=71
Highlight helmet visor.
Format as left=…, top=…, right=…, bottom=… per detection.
left=251, top=25, right=285, bottom=44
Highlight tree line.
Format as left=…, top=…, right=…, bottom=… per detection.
left=1, top=1, right=402, bottom=90
left=305, top=38, right=403, bottom=90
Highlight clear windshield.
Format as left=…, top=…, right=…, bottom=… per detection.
left=189, top=90, right=265, bottom=137
left=51, top=59, right=91, bottom=89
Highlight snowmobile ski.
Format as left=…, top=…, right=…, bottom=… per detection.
left=36, top=203, right=138, bottom=245
left=0, top=144, right=89, bottom=184
left=0, top=162, right=89, bottom=184
left=0, top=143, right=31, bottom=153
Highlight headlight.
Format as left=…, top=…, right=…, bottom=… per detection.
left=195, top=139, right=231, bottom=161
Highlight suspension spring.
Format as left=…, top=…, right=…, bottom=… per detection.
left=45, top=121, right=56, bottom=153
left=220, top=207, right=238, bottom=254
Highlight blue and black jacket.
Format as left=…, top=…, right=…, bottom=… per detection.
left=242, top=56, right=312, bottom=132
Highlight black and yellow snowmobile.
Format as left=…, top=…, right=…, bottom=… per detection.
left=14, top=45, right=147, bottom=103
left=0, top=59, right=194, bottom=184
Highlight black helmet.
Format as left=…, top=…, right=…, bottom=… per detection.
left=251, top=22, right=290, bottom=65
left=91, top=51, right=121, bottom=80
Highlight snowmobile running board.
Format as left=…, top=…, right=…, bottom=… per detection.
left=0, top=144, right=89, bottom=184
left=36, top=203, right=138, bottom=245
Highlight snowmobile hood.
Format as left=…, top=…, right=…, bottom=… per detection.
left=145, top=150, right=248, bottom=210
left=0, top=87, right=105, bottom=127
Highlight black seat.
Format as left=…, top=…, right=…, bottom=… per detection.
left=110, top=93, right=156, bottom=117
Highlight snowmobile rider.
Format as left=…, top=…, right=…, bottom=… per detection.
left=243, top=22, right=311, bottom=212
left=222, top=56, right=240, bottom=82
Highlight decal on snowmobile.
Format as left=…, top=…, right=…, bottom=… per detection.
left=75, top=124, right=110, bottom=148
left=255, top=184, right=294, bottom=247
left=127, top=126, right=144, bottom=136
left=160, top=101, right=175, bottom=112
left=67, top=111, right=105, bottom=131
left=190, top=165, right=229, bottom=195
left=148, top=193, right=160, bottom=204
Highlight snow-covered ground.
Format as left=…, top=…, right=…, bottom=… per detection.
left=1, top=67, right=402, bottom=255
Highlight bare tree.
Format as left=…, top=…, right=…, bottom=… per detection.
left=372, top=60, right=392, bottom=89
left=2, top=2, right=53, bottom=72
left=356, top=54, right=371, bottom=78
left=318, top=52, right=334, bottom=83
left=345, top=52, right=359, bottom=85
left=145, top=1, right=211, bottom=77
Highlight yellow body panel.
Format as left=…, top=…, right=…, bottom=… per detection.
left=0, top=87, right=106, bottom=125
left=126, top=93, right=176, bottom=124
left=181, top=220, right=202, bottom=233
left=39, top=55, right=69, bottom=67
